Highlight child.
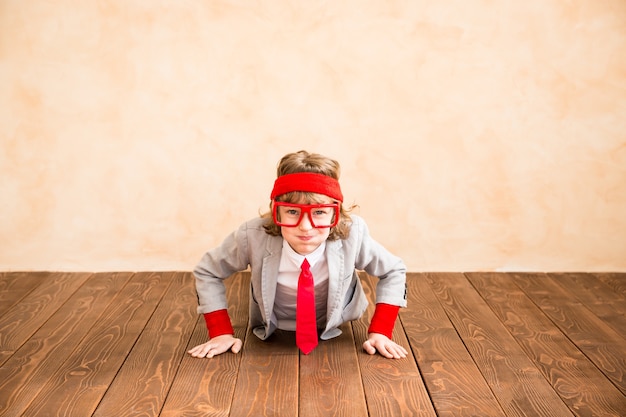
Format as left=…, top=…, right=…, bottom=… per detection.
left=188, top=150, right=408, bottom=359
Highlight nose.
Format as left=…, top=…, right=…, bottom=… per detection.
left=298, top=212, right=313, bottom=230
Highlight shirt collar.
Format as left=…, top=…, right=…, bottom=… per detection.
left=282, top=240, right=326, bottom=269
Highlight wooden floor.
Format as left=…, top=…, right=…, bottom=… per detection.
left=0, top=272, right=624, bottom=416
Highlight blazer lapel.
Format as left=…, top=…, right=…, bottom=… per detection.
left=324, top=239, right=345, bottom=324
left=259, top=237, right=282, bottom=326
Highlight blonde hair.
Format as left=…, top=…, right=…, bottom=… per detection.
left=262, top=150, right=354, bottom=240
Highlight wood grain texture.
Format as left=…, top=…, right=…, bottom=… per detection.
left=299, top=323, right=368, bottom=417
left=426, top=272, right=575, bottom=417
left=467, top=272, right=626, bottom=416
left=92, top=272, right=198, bottom=417
left=402, top=273, right=506, bottom=417
left=0, top=272, right=47, bottom=317
left=512, top=273, right=626, bottom=395
left=1, top=271, right=623, bottom=417
left=353, top=273, right=437, bottom=417
left=159, top=272, right=250, bottom=417
left=0, top=272, right=92, bottom=365
left=594, top=273, right=626, bottom=296
left=0, top=272, right=133, bottom=417
left=228, top=329, right=299, bottom=417
left=19, top=272, right=173, bottom=417
left=549, top=272, right=626, bottom=337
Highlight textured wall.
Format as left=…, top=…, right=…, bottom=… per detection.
left=1, top=1, right=625, bottom=271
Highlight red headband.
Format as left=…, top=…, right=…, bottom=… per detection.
left=270, top=172, right=343, bottom=202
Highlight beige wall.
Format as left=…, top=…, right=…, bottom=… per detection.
left=1, top=1, right=625, bottom=272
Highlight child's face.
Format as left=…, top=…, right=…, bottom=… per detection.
left=281, top=215, right=331, bottom=255
left=277, top=196, right=334, bottom=255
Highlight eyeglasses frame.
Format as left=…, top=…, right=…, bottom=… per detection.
left=272, top=201, right=340, bottom=228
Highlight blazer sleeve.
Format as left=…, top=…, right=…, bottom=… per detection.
left=351, top=216, right=407, bottom=308
left=193, top=220, right=252, bottom=314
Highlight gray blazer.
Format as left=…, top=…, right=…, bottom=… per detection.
left=193, top=215, right=407, bottom=341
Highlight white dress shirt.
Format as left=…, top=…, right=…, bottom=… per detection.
left=273, top=240, right=329, bottom=331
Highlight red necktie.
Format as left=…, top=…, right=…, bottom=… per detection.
left=296, top=258, right=318, bottom=354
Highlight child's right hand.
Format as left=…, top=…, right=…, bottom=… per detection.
left=188, top=334, right=243, bottom=358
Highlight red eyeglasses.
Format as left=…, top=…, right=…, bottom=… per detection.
left=272, top=202, right=340, bottom=228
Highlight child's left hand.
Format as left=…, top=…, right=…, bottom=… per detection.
left=363, top=333, right=408, bottom=359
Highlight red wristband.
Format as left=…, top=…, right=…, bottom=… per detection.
left=367, top=303, right=400, bottom=339
left=203, top=309, right=234, bottom=339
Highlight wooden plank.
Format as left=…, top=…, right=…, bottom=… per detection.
left=159, top=271, right=251, bottom=417
left=0, top=272, right=92, bottom=365
left=228, top=329, right=299, bottom=417
left=0, top=272, right=47, bottom=317
left=19, top=272, right=173, bottom=417
left=594, top=273, right=626, bottom=296
left=92, top=272, right=198, bottom=417
left=299, top=323, right=368, bottom=417
left=225, top=272, right=298, bottom=417
left=467, top=272, right=626, bottom=416
left=592, top=273, right=626, bottom=297
left=549, top=272, right=626, bottom=337
left=160, top=317, right=237, bottom=417
left=0, top=272, right=133, bottom=417
left=402, top=273, right=506, bottom=417
left=512, top=273, right=626, bottom=395
left=352, top=273, right=436, bottom=417
left=426, top=272, right=575, bottom=417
